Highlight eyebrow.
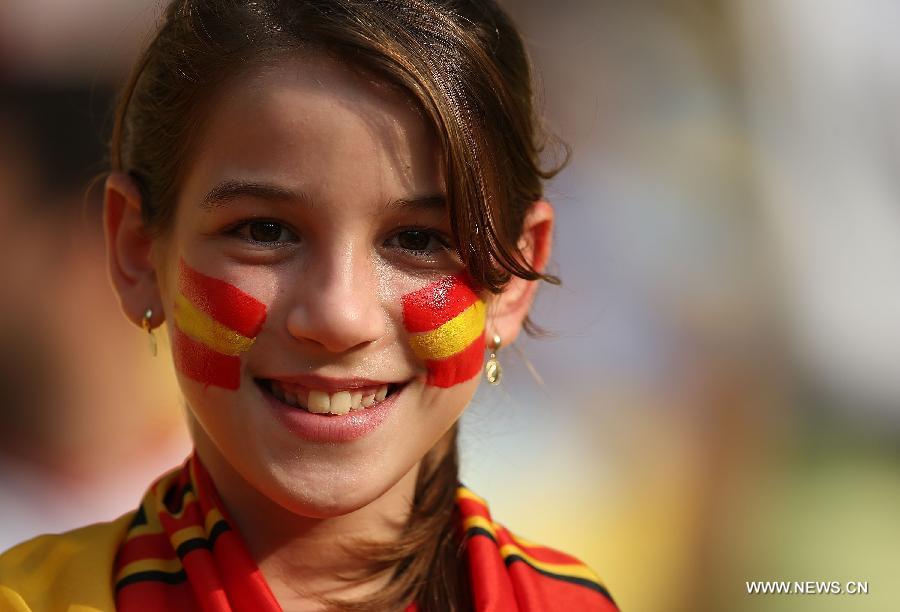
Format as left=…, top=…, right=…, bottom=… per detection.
left=201, top=180, right=314, bottom=210
left=202, top=179, right=447, bottom=214
left=383, top=195, right=447, bottom=213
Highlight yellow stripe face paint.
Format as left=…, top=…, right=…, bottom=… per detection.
left=407, top=300, right=486, bottom=361
left=173, top=293, right=256, bottom=357
left=401, top=273, right=487, bottom=387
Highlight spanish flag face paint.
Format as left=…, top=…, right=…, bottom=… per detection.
left=173, top=259, right=267, bottom=390
left=402, top=274, right=486, bottom=388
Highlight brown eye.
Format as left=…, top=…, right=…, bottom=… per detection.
left=384, top=227, right=454, bottom=266
left=229, top=219, right=298, bottom=247
left=397, top=230, right=433, bottom=251
left=248, top=220, right=288, bottom=243
left=249, top=221, right=282, bottom=242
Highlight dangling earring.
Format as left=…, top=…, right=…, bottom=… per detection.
left=141, top=307, right=157, bottom=357
left=485, top=332, right=502, bottom=385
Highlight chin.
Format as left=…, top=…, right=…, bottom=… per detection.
left=259, top=450, right=417, bottom=519
left=183, top=372, right=465, bottom=521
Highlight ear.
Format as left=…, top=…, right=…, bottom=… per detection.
left=103, top=172, right=163, bottom=329
left=487, top=200, right=554, bottom=346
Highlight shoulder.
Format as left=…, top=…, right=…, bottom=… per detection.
left=456, top=485, right=620, bottom=611
left=0, top=512, right=134, bottom=612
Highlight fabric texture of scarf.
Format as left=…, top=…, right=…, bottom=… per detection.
left=114, top=454, right=618, bottom=611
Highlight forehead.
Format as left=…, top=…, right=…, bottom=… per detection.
left=181, top=54, right=442, bottom=207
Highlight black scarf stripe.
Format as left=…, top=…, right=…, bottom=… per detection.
left=116, top=519, right=232, bottom=589
left=115, top=568, right=187, bottom=591
left=465, top=526, right=616, bottom=604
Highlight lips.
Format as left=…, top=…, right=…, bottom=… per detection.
left=256, top=377, right=408, bottom=443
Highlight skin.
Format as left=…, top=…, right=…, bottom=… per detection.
left=104, top=54, right=553, bottom=609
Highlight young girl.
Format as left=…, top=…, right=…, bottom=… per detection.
left=0, top=1, right=618, bottom=610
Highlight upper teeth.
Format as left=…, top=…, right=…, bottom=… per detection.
left=269, top=381, right=392, bottom=415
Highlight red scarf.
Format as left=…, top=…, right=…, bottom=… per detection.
left=455, top=488, right=618, bottom=611
left=114, top=455, right=617, bottom=611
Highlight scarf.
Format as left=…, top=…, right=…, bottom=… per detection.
left=114, top=455, right=617, bottom=611
left=456, top=488, right=618, bottom=611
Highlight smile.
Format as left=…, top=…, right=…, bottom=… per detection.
left=256, top=379, right=404, bottom=416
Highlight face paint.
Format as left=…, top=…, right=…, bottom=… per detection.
left=173, top=258, right=267, bottom=390
left=402, top=274, right=486, bottom=388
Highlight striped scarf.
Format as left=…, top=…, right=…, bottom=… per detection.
left=114, top=454, right=280, bottom=611
left=114, top=455, right=617, bottom=611
left=457, top=488, right=618, bottom=611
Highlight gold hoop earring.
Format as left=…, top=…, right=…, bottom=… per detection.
left=141, top=308, right=157, bottom=357
left=485, top=332, right=502, bottom=385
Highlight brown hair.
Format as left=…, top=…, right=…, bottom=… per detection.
left=110, top=1, right=563, bottom=609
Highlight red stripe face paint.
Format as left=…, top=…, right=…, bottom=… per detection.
left=402, top=274, right=487, bottom=388
left=173, top=327, right=243, bottom=390
left=401, top=273, right=479, bottom=333
left=174, top=259, right=267, bottom=390
left=178, top=259, right=267, bottom=337
left=421, top=332, right=486, bottom=388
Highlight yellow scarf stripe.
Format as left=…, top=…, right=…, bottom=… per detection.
left=124, top=491, right=167, bottom=542
left=163, top=490, right=198, bottom=520
left=170, top=525, right=206, bottom=550
left=505, top=529, right=543, bottom=549
left=115, top=557, right=183, bottom=584
left=124, top=511, right=163, bottom=541
left=118, top=521, right=227, bottom=583
left=463, top=515, right=606, bottom=586
left=188, top=458, right=229, bottom=535
left=174, top=293, right=256, bottom=355
left=205, top=507, right=226, bottom=533
left=458, top=487, right=569, bottom=551
left=456, top=485, right=488, bottom=506
left=408, top=300, right=486, bottom=360
left=499, top=544, right=604, bottom=584
left=125, top=474, right=225, bottom=548
left=124, top=472, right=200, bottom=543
left=117, top=470, right=228, bottom=586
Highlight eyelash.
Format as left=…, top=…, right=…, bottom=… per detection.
left=226, top=218, right=298, bottom=247
left=385, top=225, right=455, bottom=258
left=224, top=220, right=454, bottom=256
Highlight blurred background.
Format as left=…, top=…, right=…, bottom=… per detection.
left=1, top=1, right=898, bottom=610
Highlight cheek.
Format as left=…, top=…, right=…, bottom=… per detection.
left=401, top=274, right=486, bottom=388
left=172, top=258, right=268, bottom=390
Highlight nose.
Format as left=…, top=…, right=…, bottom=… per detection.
left=284, top=241, right=387, bottom=353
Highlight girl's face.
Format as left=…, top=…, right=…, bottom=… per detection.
left=149, top=55, right=487, bottom=516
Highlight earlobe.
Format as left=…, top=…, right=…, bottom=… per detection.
left=487, top=200, right=554, bottom=346
left=104, top=172, right=163, bottom=328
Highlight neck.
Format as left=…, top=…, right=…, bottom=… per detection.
left=192, top=432, right=419, bottom=610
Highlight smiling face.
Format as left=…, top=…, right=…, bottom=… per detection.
left=145, top=54, right=487, bottom=517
